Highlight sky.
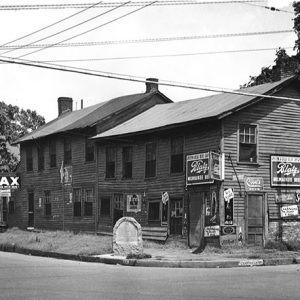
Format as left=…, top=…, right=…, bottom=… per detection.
left=0, top=0, right=296, bottom=122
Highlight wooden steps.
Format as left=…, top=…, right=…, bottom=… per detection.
left=142, top=226, right=168, bottom=242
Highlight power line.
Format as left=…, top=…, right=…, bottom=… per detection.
left=1, top=2, right=130, bottom=56
left=17, top=1, right=157, bottom=59
left=1, top=55, right=300, bottom=103
left=242, top=2, right=294, bottom=14
left=0, top=1, right=104, bottom=49
left=39, top=46, right=294, bottom=62
left=1, top=29, right=292, bottom=51
left=0, top=1, right=267, bottom=10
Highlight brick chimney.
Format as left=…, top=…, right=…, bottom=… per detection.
left=145, top=78, right=159, bottom=93
left=58, top=97, right=73, bottom=116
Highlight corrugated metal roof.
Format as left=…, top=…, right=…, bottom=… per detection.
left=15, top=91, right=166, bottom=143
left=93, top=76, right=296, bottom=139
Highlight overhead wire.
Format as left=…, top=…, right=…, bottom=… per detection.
left=0, top=1, right=104, bottom=49
left=0, top=29, right=293, bottom=50
left=17, top=1, right=157, bottom=59
left=242, top=2, right=294, bottom=14
left=1, top=55, right=300, bottom=103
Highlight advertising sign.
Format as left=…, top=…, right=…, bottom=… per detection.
left=275, top=193, right=296, bottom=204
left=204, top=225, right=220, bottom=237
left=186, top=152, right=223, bottom=186
left=271, top=155, right=300, bottom=187
left=126, top=194, right=141, bottom=213
left=244, top=176, right=264, bottom=192
left=280, top=205, right=299, bottom=218
left=224, top=188, right=234, bottom=225
left=0, top=175, right=20, bottom=190
left=60, top=164, right=72, bottom=186
left=221, top=226, right=237, bottom=235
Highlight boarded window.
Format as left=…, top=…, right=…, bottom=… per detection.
left=84, top=188, right=93, bottom=216
left=49, top=139, right=56, bottom=168
left=100, top=197, right=111, bottom=216
left=239, top=124, right=257, bottom=163
left=145, top=143, right=157, bottom=178
left=64, top=137, right=72, bottom=165
left=26, top=146, right=33, bottom=172
left=44, top=190, right=51, bottom=216
left=148, top=200, right=160, bottom=221
left=171, top=137, right=184, bottom=173
left=122, top=146, right=133, bottom=179
left=73, top=188, right=81, bottom=217
left=106, top=147, right=116, bottom=179
left=37, top=145, right=44, bottom=171
left=85, top=138, right=95, bottom=162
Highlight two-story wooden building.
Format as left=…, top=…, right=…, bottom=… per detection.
left=10, top=79, right=172, bottom=233
left=92, top=75, right=300, bottom=247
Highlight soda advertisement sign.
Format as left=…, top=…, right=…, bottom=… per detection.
left=280, top=205, right=299, bottom=218
left=271, top=155, right=300, bottom=187
left=186, top=152, right=223, bottom=185
left=244, top=176, right=264, bottom=192
left=224, top=188, right=234, bottom=225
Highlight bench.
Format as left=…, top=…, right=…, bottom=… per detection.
left=142, top=226, right=168, bottom=242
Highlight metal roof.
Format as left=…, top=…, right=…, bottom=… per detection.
left=15, top=91, right=169, bottom=144
left=93, top=76, right=297, bottom=139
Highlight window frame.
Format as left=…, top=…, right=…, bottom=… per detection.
left=105, top=146, right=116, bottom=179
left=44, top=190, right=52, bottom=217
left=37, top=144, right=45, bottom=171
left=73, top=188, right=82, bottom=217
left=122, top=146, right=133, bottom=179
left=64, top=137, right=72, bottom=166
left=238, top=123, right=258, bottom=164
left=26, top=146, right=33, bottom=172
left=49, top=139, right=57, bottom=168
left=83, top=188, right=94, bottom=216
left=148, top=199, right=161, bottom=221
left=145, top=142, right=157, bottom=179
left=100, top=196, right=111, bottom=217
left=170, top=136, right=184, bottom=174
left=85, top=138, right=95, bottom=162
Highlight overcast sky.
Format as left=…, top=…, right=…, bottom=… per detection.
left=0, top=0, right=296, bottom=122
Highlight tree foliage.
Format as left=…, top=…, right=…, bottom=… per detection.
left=0, top=101, right=45, bottom=172
left=242, top=1, right=300, bottom=88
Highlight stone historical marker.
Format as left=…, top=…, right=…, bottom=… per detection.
left=113, top=217, right=143, bottom=256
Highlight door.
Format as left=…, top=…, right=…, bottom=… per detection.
left=113, top=194, right=124, bottom=225
left=170, top=199, right=183, bottom=235
left=247, top=194, right=264, bottom=246
left=28, top=192, right=34, bottom=228
left=2, top=197, right=7, bottom=223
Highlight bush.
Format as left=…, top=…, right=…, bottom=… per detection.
left=283, top=240, right=300, bottom=251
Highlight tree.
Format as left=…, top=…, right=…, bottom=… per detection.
left=242, top=1, right=300, bottom=88
left=0, top=101, right=45, bottom=172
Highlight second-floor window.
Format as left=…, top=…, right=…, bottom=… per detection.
left=49, top=140, right=56, bottom=168
left=37, top=144, right=44, bottom=171
left=85, top=138, right=95, bottom=162
left=145, top=142, right=157, bottom=178
left=44, top=190, right=51, bottom=216
left=106, top=147, right=116, bottom=179
left=170, top=136, right=184, bottom=173
left=239, top=124, right=257, bottom=163
left=122, top=146, right=133, bottom=179
left=64, top=137, right=72, bottom=165
left=26, top=146, right=33, bottom=172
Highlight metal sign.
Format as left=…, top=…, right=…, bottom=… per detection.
left=275, top=193, right=296, bottom=204
left=204, top=225, right=220, bottom=237
left=271, top=155, right=300, bottom=187
left=280, top=205, right=299, bottom=218
left=0, top=175, right=20, bottom=189
left=224, top=188, right=234, bottom=225
left=244, top=176, right=264, bottom=192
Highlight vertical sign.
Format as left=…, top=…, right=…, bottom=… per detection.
left=161, top=192, right=169, bottom=226
left=224, top=188, right=234, bottom=225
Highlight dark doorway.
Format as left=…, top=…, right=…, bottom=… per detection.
left=28, top=192, right=34, bottom=228
left=170, top=198, right=183, bottom=235
left=246, top=194, right=264, bottom=246
left=113, top=194, right=124, bottom=225
left=0, top=197, right=8, bottom=224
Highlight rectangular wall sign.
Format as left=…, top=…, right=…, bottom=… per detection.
left=271, top=155, right=300, bottom=187
left=244, top=176, right=264, bottom=192
left=280, top=205, right=299, bottom=218
left=224, top=188, right=234, bottom=225
left=0, top=175, right=20, bottom=189
left=204, top=225, right=220, bottom=237
left=126, top=194, right=141, bottom=213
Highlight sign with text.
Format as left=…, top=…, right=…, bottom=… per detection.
left=280, top=205, right=299, bottom=218
left=271, top=155, right=300, bottom=187
left=204, top=225, right=220, bottom=237
left=244, top=176, right=264, bottom=192
left=126, top=194, right=142, bottom=213
left=0, top=175, right=20, bottom=190
left=224, top=188, right=234, bottom=225
left=275, top=193, right=296, bottom=204
left=186, top=152, right=223, bottom=185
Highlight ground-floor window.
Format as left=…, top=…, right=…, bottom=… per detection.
left=100, top=196, right=111, bottom=216
left=84, top=188, right=93, bottom=216
left=44, top=190, right=51, bottom=216
left=148, top=200, right=160, bottom=221
left=73, top=187, right=94, bottom=217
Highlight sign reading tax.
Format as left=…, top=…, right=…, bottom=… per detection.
left=271, top=155, right=300, bottom=187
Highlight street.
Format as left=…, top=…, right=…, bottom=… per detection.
left=0, top=252, right=299, bottom=300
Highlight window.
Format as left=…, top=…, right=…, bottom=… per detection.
left=100, top=197, right=111, bottom=216
left=171, top=137, right=184, bottom=173
left=239, top=124, right=257, bottom=163
left=106, top=147, right=116, bottom=179
left=122, top=146, right=133, bottom=179
left=44, top=190, right=51, bottom=216
left=148, top=200, right=160, bottom=221
left=49, top=140, right=56, bottom=168
left=145, top=143, right=157, bottom=178
left=85, top=138, right=95, bottom=162
left=73, top=188, right=81, bottom=217
left=84, top=188, right=93, bottom=216
left=37, top=145, right=44, bottom=171
left=26, top=146, right=33, bottom=171
left=64, top=137, right=72, bottom=165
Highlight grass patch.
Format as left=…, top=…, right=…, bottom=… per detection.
left=126, top=253, right=152, bottom=259
left=0, top=228, right=112, bottom=256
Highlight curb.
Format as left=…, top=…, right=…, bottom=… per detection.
left=0, top=244, right=299, bottom=268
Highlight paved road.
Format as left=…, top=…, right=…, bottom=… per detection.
left=0, top=252, right=299, bottom=300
